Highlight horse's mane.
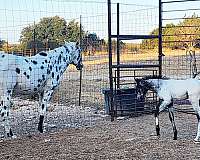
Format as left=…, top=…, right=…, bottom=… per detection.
left=141, top=75, right=170, bottom=81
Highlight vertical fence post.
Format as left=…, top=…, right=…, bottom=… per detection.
left=33, top=21, right=36, bottom=55
left=78, top=15, right=82, bottom=106
left=108, top=0, right=115, bottom=121
left=6, top=41, right=9, bottom=53
left=158, top=0, right=163, bottom=78
left=116, top=3, right=120, bottom=89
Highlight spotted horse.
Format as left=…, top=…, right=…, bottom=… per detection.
left=135, top=75, right=200, bottom=142
left=0, top=42, right=83, bottom=137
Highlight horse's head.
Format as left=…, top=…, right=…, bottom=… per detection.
left=64, top=42, right=83, bottom=70
left=135, top=78, right=150, bottom=101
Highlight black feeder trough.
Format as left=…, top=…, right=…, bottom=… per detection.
left=102, top=88, right=145, bottom=116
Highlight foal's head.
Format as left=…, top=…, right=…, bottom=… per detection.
left=135, top=78, right=152, bottom=100
left=64, top=42, right=83, bottom=70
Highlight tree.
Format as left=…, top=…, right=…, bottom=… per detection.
left=0, top=39, right=6, bottom=51
left=141, top=13, right=200, bottom=49
left=82, top=33, right=108, bottom=55
left=19, top=15, right=108, bottom=55
left=20, top=16, right=85, bottom=52
left=66, top=19, right=83, bottom=42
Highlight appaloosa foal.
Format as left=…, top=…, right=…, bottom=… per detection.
left=135, top=75, right=200, bottom=142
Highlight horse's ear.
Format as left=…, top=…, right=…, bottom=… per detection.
left=64, top=40, right=67, bottom=44
left=76, top=41, right=79, bottom=46
left=135, top=78, right=140, bottom=84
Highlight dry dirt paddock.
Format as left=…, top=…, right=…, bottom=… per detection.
left=1, top=112, right=200, bottom=160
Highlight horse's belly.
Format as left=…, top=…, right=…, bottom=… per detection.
left=15, top=76, right=45, bottom=94
left=14, top=83, right=41, bottom=93
left=173, top=92, right=188, bottom=99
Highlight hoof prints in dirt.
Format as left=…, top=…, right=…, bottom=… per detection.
left=0, top=98, right=108, bottom=138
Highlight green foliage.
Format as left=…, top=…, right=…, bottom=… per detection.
left=20, top=16, right=85, bottom=51
left=0, top=39, right=6, bottom=51
left=66, top=19, right=82, bottom=42
left=141, top=13, right=200, bottom=49
left=82, top=33, right=106, bottom=55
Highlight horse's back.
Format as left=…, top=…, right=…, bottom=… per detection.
left=0, top=53, right=17, bottom=69
left=156, top=79, right=200, bottom=99
left=0, top=54, right=21, bottom=91
left=170, top=79, right=200, bottom=96
left=186, top=78, right=200, bottom=94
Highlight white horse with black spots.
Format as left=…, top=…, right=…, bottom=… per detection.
left=135, top=75, right=200, bottom=142
left=0, top=42, right=83, bottom=137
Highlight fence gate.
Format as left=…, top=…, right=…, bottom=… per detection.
left=107, top=0, right=163, bottom=120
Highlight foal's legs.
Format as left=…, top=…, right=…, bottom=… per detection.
left=168, top=103, right=177, bottom=140
left=189, top=97, right=200, bottom=142
left=155, top=98, right=172, bottom=137
left=155, top=99, right=162, bottom=136
left=195, top=113, right=200, bottom=142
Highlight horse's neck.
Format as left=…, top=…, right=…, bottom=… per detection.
left=48, top=46, right=71, bottom=72
left=146, top=79, right=161, bottom=91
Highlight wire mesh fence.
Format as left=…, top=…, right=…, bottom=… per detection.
left=0, top=0, right=163, bottom=137
left=162, top=0, right=200, bottom=79
left=1, top=0, right=199, bottom=137
left=0, top=0, right=111, bottom=137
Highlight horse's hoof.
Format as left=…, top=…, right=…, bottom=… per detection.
left=194, top=138, right=200, bottom=143
left=5, top=134, right=17, bottom=139
left=173, top=135, right=177, bottom=140
left=38, top=127, right=43, bottom=133
left=12, top=135, right=17, bottom=139
left=38, top=124, right=43, bottom=133
left=156, top=135, right=160, bottom=139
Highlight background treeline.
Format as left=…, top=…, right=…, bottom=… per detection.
left=0, top=16, right=107, bottom=55
left=1, top=14, right=200, bottom=55
left=141, top=14, right=200, bottom=49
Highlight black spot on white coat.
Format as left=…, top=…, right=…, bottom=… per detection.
left=16, top=68, right=20, bottom=74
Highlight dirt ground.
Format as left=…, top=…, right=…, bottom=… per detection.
left=1, top=52, right=200, bottom=160
left=1, top=112, right=200, bottom=160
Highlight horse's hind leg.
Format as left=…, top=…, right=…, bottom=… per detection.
left=194, top=100, right=200, bottom=142
left=0, top=93, right=13, bottom=137
left=189, top=95, right=200, bottom=142
left=194, top=114, right=200, bottom=142
left=189, top=97, right=200, bottom=142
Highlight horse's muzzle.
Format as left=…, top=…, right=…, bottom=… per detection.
left=136, top=91, right=144, bottom=101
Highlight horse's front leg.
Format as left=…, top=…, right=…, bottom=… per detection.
left=155, top=100, right=161, bottom=137
left=1, top=95, right=13, bottom=137
left=168, top=103, right=177, bottom=140
left=155, top=99, right=171, bottom=137
left=38, top=89, right=54, bottom=133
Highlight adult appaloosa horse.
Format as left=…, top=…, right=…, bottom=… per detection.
left=0, top=42, right=83, bottom=137
left=135, top=75, right=200, bottom=142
